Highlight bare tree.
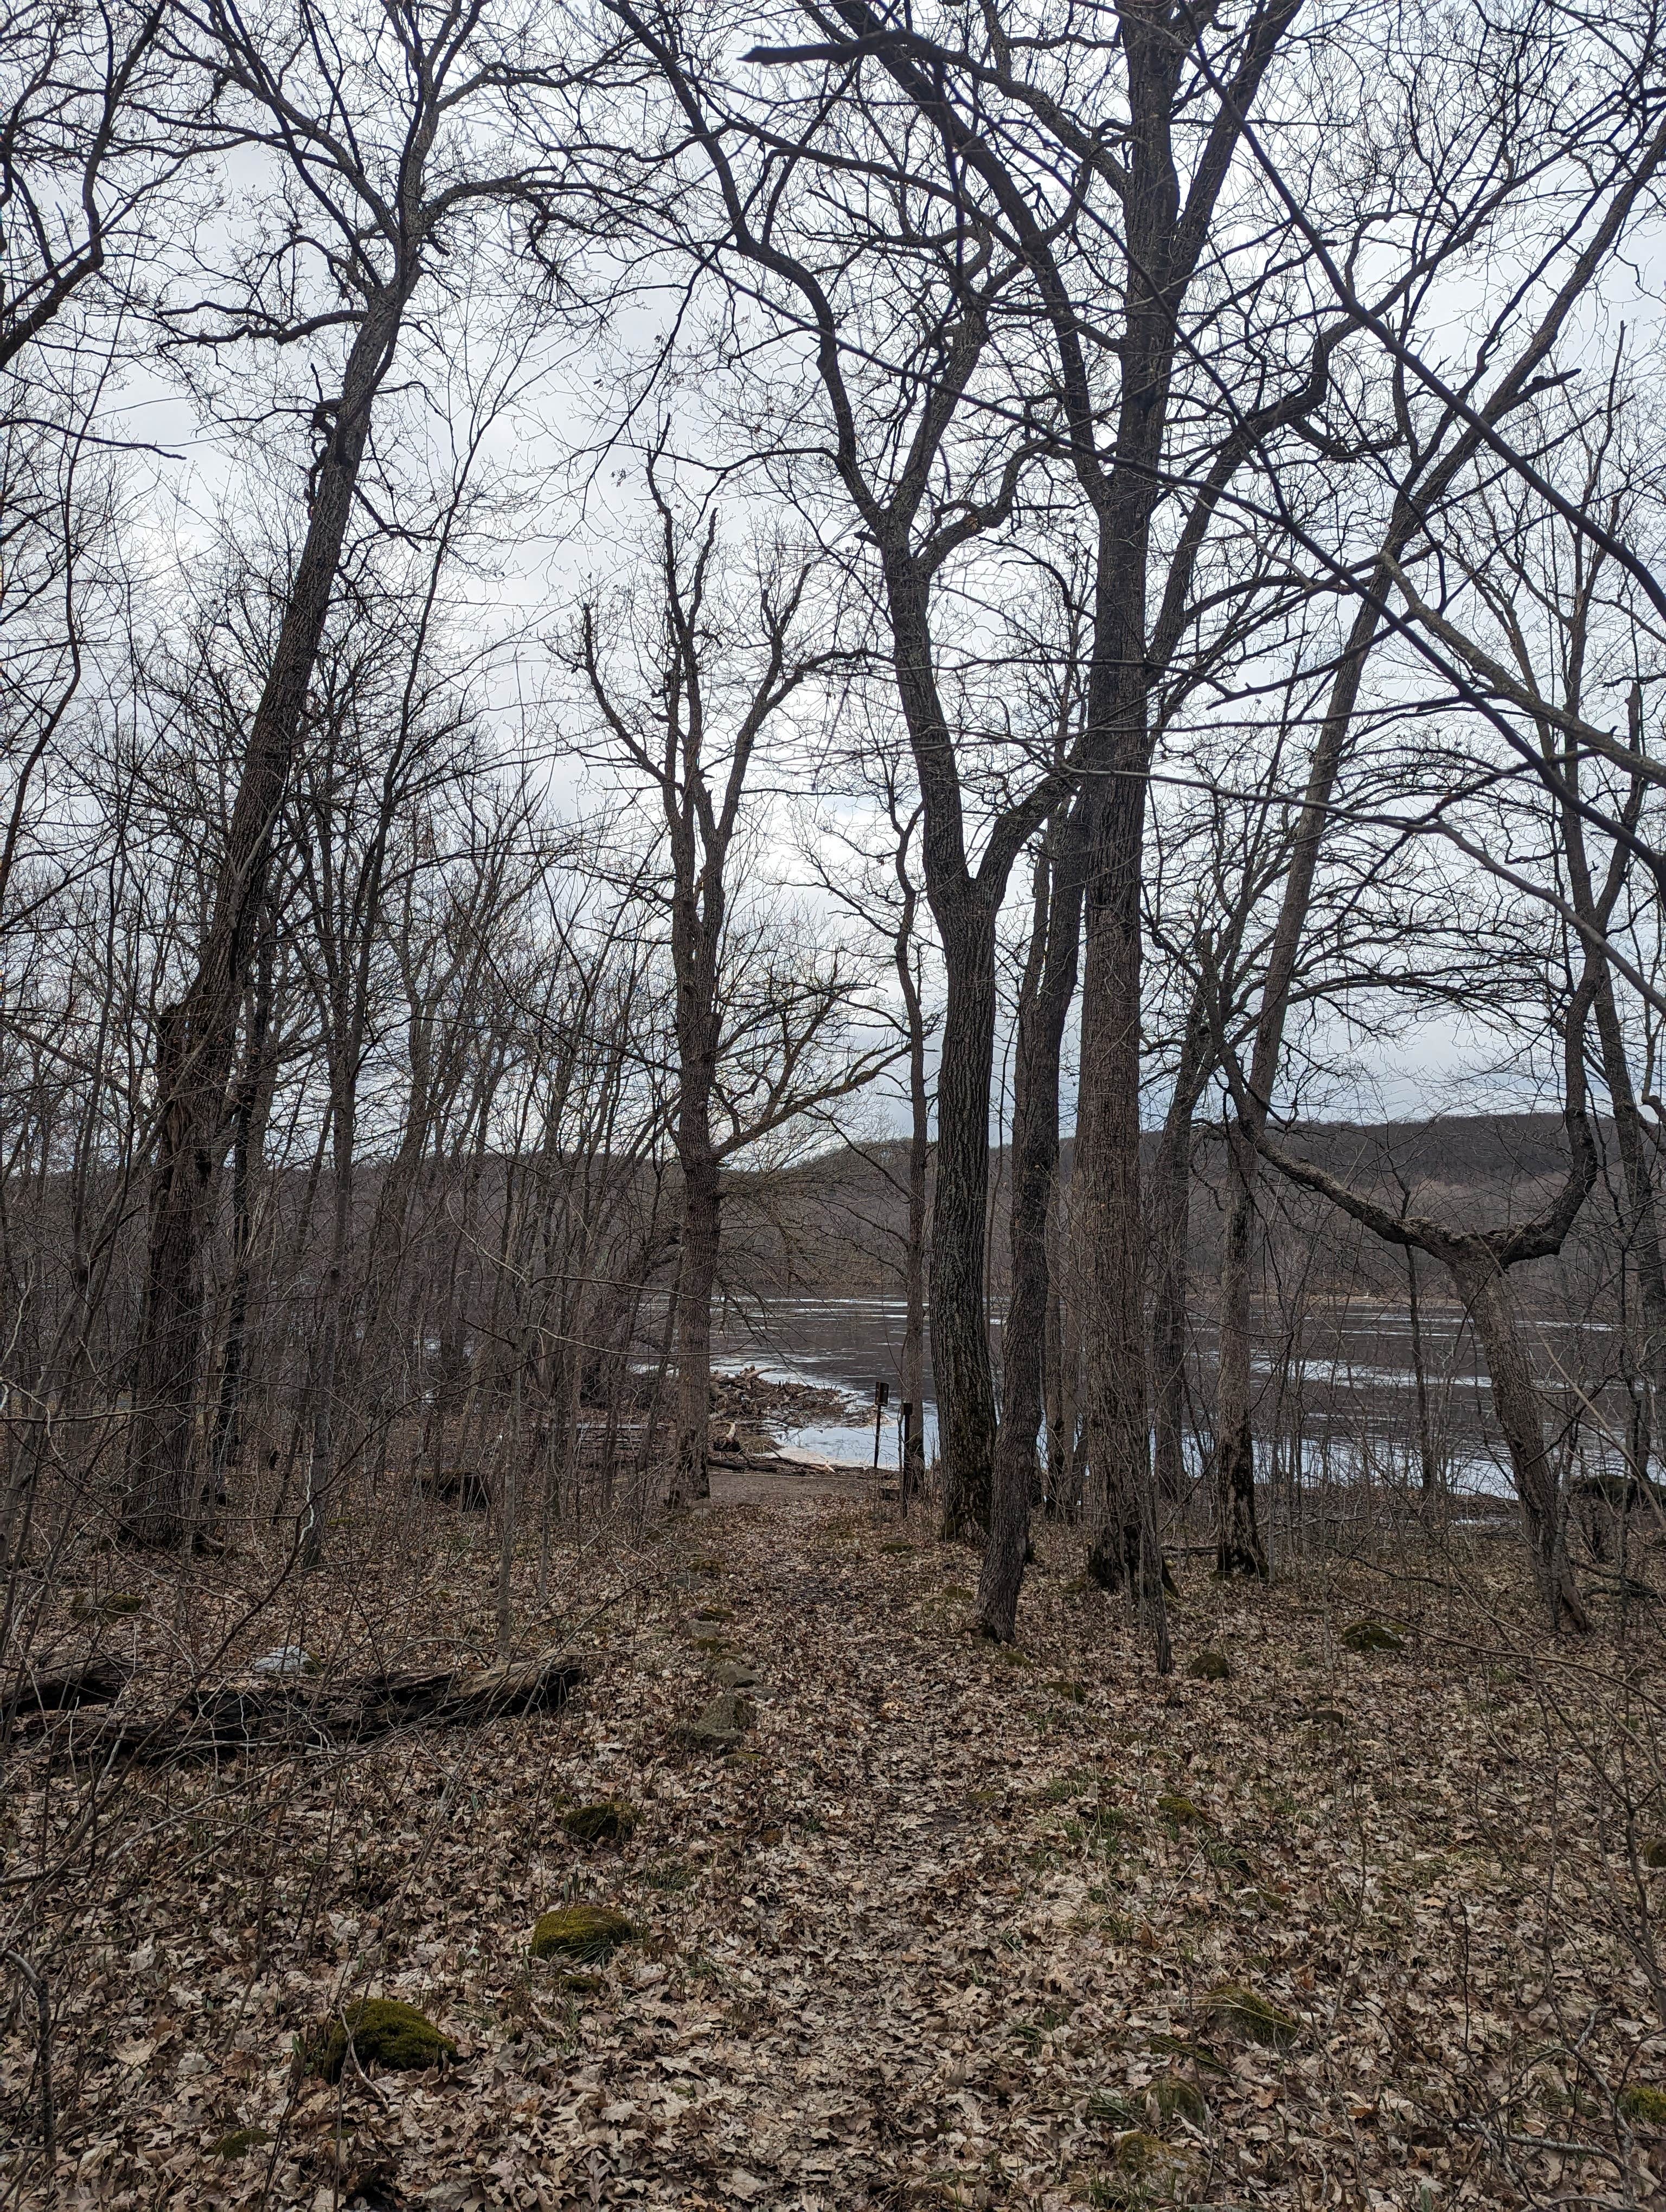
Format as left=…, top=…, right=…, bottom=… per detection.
left=578, top=472, right=888, bottom=1507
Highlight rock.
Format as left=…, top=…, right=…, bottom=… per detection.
left=677, top=1689, right=755, bottom=1752
left=1619, top=2084, right=1666, bottom=2124
left=210, top=2125, right=273, bottom=2159
left=708, top=1660, right=759, bottom=1688
left=1341, top=1619, right=1404, bottom=1654
left=1157, top=1792, right=1210, bottom=1825
left=1641, top=1838, right=1666, bottom=1869
left=1185, top=1649, right=1231, bottom=1681
left=529, top=1904, right=633, bottom=1962
left=251, top=1647, right=313, bottom=1677
left=1048, top=1679, right=1087, bottom=1704
left=561, top=1801, right=637, bottom=1847
left=693, top=1605, right=734, bottom=1623
left=1202, top=1982, right=1302, bottom=2048
left=1307, top=1705, right=1348, bottom=1726
left=307, top=1997, right=456, bottom=2083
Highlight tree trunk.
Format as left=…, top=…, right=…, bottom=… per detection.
left=901, top=1067, right=928, bottom=1509
left=1212, top=1128, right=1267, bottom=1576
left=1075, top=729, right=1169, bottom=1670
left=124, top=285, right=409, bottom=1548
left=978, top=824, right=1082, bottom=1641
left=1452, top=1252, right=1590, bottom=1631
left=669, top=1152, right=719, bottom=1509
left=1150, top=1000, right=1210, bottom=1509
left=931, top=888, right=1001, bottom=1540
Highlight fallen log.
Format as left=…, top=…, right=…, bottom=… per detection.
left=5, top=1655, right=131, bottom=1717
left=9, top=1648, right=585, bottom=1767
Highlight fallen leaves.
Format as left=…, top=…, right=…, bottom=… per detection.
left=3, top=1494, right=1664, bottom=2209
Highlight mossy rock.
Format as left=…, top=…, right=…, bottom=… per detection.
left=879, top=1540, right=913, bottom=1554
left=561, top=1800, right=637, bottom=1847
left=1113, top=2130, right=1171, bottom=2175
left=1185, top=1649, right=1230, bottom=1682
left=530, top=1904, right=633, bottom=1963
left=941, top=1583, right=973, bottom=1600
left=692, top=1604, right=734, bottom=1623
left=211, top=2125, right=273, bottom=2159
left=1341, top=1619, right=1404, bottom=1654
left=1306, top=1705, right=1348, bottom=1727
left=73, top=1590, right=146, bottom=1622
left=1048, top=1678, right=1087, bottom=1704
left=1150, top=2073, right=1208, bottom=2127
left=676, top=1688, right=755, bottom=1752
left=1202, top=1982, right=1301, bottom=2048
left=708, top=1659, right=759, bottom=1688
left=1641, top=1837, right=1666, bottom=1869
left=1157, top=1792, right=1210, bottom=1826
left=1619, top=2083, right=1666, bottom=2124
left=307, top=1998, right=456, bottom=2084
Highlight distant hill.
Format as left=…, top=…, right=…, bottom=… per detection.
left=719, top=1111, right=1590, bottom=1300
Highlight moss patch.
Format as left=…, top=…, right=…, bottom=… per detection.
left=1184, top=1649, right=1230, bottom=1681
left=306, top=1998, right=456, bottom=2084
left=530, top=1904, right=633, bottom=1963
left=210, top=2125, right=273, bottom=2159
left=1202, top=1982, right=1301, bottom=2048
left=1342, top=1619, right=1404, bottom=1654
left=561, top=1800, right=638, bottom=1847
left=1157, top=1792, right=1210, bottom=1826
left=1641, top=1837, right=1666, bottom=1869
left=1150, top=2073, right=1208, bottom=2127
left=1619, top=2083, right=1666, bottom=2124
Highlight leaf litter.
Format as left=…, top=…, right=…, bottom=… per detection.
left=3, top=1491, right=1664, bottom=2209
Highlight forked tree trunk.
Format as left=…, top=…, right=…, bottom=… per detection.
left=1452, top=1254, right=1590, bottom=1631
left=978, top=825, right=1081, bottom=1641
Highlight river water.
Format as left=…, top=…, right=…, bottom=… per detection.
left=711, top=1294, right=1630, bottom=1500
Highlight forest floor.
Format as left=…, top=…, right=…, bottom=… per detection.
left=5, top=1481, right=1666, bottom=2211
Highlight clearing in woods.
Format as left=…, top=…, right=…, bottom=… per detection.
left=7, top=1482, right=1666, bottom=2209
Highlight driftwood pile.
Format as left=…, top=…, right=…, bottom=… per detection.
left=4, top=1648, right=585, bottom=1767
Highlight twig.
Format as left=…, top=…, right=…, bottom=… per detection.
left=3, top=1947, right=55, bottom=2170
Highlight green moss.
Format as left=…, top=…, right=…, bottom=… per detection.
left=1619, top=2083, right=1666, bottom=2124
left=530, top=1904, right=633, bottom=1963
left=692, top=1605, right=734, bottom=1623
left=1151, top=2073, right=1208, bottom=2127
left=210, top=2125, right=273, bottom=2159
left=562, top=1801, right=638, bottom=1847
left=1157, top=1792, right=1209, bottom=1825
left=676, top=1688, right=754, bottom=1752
left=1341, top=1619, right=1404, bottom=1654
left=1306, top=1705, right=1347, bottom=1727
left=1203, top=1982, right=1301, bottom=2048
left=72, top=1590, right=145, bottom=1622
left=1048, top=1678, right=1087, bottom=1703
left=1184, top=1649, right=1230, bottom=1681
left=1642, top=1838, right=1666, bottom=1869
left=307, top=1998, right=456, bottom=2084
